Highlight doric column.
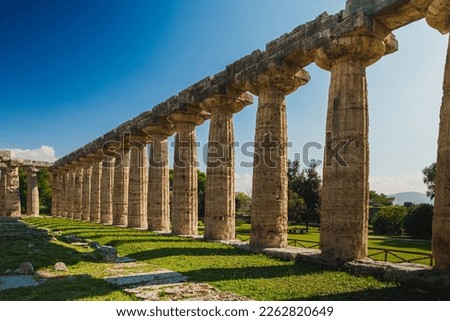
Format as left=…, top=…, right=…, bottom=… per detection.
left=51, top=171, right=58, bottom=217
left=169, top=107, right=205, bottom=236
left=113, top=146, right=130, bottom=226
left=66, top=168, right=76, bottom=219
left=0, top=165, right=7, bottom=216
left=243, top=61, right=309, bottom=248
left=101, top=157, right=114, bottom=224
left=26, top=167, right=39, bottom=216
left=128, top=138, right=148, bottom=229
left=81, top=162, right=92, bottom=221
left=60, top=169, right=69, bottom=218
left=143, top=125, right=174, bottom=232
left=201, top=91, right=253, bottom=240
left=426, top=4, right=450, bottom=270
left=5, top=161, right=21, bottom=217
left=315, top=35, right=388, bottom=260
left=73, top=165, right=83, bottom=220
left=89, top=154, right=102, bottom=223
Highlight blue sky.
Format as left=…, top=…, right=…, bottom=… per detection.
left=0, top=0, right=448, bottom=195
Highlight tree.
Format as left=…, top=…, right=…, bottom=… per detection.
left=372, top=206, right=407, bottom=236
left=38, top=168, right=52, bottom=213
left=404, top=204, right=433, bottom=239
left=422, top=162, right=436, bottom=200
left=369, top=190, right=394, bottom=206
left=288, top=160, right=321, bottom=230
left=235, top=192, right=251, bottom=215
left=19, top=168, right=27, bottom=213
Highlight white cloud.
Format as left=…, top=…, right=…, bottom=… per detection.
left=369, top=173, right=426, bottom=195
left=235, top=173, right=252, bottom=196
left=9, top=146, right=57, bottom=162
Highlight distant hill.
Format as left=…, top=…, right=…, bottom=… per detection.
left=389, top=192, right=433, bottom=205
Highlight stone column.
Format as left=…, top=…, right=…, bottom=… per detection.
left=5, top=161, right=21, bottom=217
left=315, top=36, right=387, bottom=260
left=89, top=155, right=102, bottom=223
left=0, top=165, right=7, bottom=216
left=81, top=162, right=92, bottom=221
left=66, top=168, right=75, bottom=219
left=101, top=158, right=114, bottom=224
left=201, top=92, right=253, bottom=240
left=170, top=109, right=204, bottom=236
left=146, top=131, right=172, bottom=232
left=128, top=140, right=148, bottom=229
left=426, top=2, right=450, bottom=270
left=113, top=146, right=130, bottom=226
left=51, top=171, right=58, bottom=217
left=246, top=62, right=309, bottom=248
left=26, top=167, right=39, bottom=216
left=73, top=165, right=83, bottom=220
left=60, top=169, right=69, bottom=218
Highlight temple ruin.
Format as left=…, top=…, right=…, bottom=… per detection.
left=8, top=0, right=447, bottom=269
left=0, top=151, right=52, bottom=217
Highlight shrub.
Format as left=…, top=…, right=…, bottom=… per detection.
left=404, top=204, right=433, bottom=239
left=372, top=206, right=407, bottom=236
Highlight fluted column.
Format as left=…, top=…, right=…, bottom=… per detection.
left=128, top=140, right=148, bottom=229
left=101, top=157, right=114, bottom=224
left=60, top=169, right=69, bottom=218
left=80, top=163, right=91, bottom=221
left=66, top=168, right=76, bottom=219
left=5, top=161, right=21, bottom=217
left=0, top=166, right=7, bottom=216
left=26, top=167, right=39, bottom=216
left=145, top=131, right=172, bottom=232
left=244, top=62, right=309, bottom=248
left=51, top=171, right=58, bottom=217
left=73, top=165, right=83, bottom=220
left=170, top=108, right=204, bottom=236
left=201, top=92, right=253, bottom=240
left=426, top=3, right=450, bottom=270
left=113, top=146, right=130, bottom=226
left=89, top=155, right=102, bottom=223
left=315, top=36, right=387, bottom=260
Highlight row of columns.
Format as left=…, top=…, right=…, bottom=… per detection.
left=0, top=163, right=43, bottom=217
left=51, top=1, right=450, bottom=270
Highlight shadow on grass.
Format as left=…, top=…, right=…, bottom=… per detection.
left=0, top=274, right=127, bottom=301
left=130, top=246, right=248, bottom=261
left=371, top=238, right=431, bottom=252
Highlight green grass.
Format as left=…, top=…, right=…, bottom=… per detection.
left=0, top=217, right=446, bottom=301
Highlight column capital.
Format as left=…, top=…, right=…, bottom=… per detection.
left=426, top=0, right=450, bottom=34
left=315, top=35, right=390, bottom=71
left=169, top=105, right=206, bottom=127
left=25, top=167, right=39, bottom=173
left=245, top=60, right=310, bottom=95
left=200, top=90, right=253, bottom=114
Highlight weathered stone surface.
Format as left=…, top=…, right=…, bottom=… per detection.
left=26, top=167, right=39, bottom=216
left=425, top=0, right=450, bottom=34
left=128, top=142, right=148, bottom=229
left=101, top=159, right=114, bottom=224
left=249, top=63, right=310, bottom=249
left=317, top=36, right=387, bottom=260
left=91, top=245, right=118, bottom=262
left=170, top=109, right=204, bottom=236
left=202, top=92, right=253, bottom=241
left=15, top=262, right=34, bottom=275
left=432, top=36, right=450, bottom=270
left=147, top=134, right=171, bottom=232
left=89, top=156, right=102, bottom=223
left=81, top=163, right=92, bottom=221
left=0, top=275, right=39, bottom=291
left=113, top=147, right=130, bottom=226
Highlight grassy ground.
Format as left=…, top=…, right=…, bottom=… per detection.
left=235, top=224, right=433, bottom=266
left=0, top=217, right=447, bottom=301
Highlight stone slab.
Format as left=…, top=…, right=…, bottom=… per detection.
left=0, top=275, right=39, bottom=291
